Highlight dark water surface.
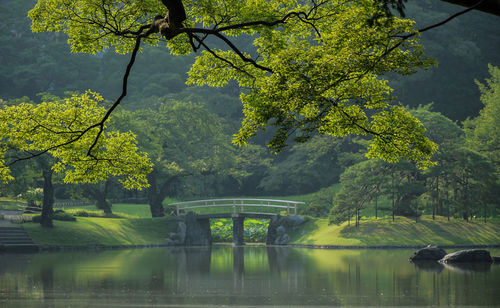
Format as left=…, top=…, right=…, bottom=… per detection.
left=1, top=246, right=499, bottom=307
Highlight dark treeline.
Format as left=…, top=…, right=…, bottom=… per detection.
left=0, top=0, right=499, bottom=220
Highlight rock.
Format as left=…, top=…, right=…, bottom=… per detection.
left=165, top=212, right=211, bottom=246
left=165, top=221, right=187, bottom=246
left=274, top=225, right=289, bottom=245
left=409, top=245, right=447, bottom=262
left=266, top=215, right=306, bottom=245
left=284, top=215, right=306, bottom=228
left=440, top=249, right=493, bottom=263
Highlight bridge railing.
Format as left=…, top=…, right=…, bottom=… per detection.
left=168, top=198, right=304, bottom=216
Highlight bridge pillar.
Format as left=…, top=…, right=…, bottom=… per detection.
left=232, top=217, right=245, bottom=246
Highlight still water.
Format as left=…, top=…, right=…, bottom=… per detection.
left=1, top=246, right=499, bottom=307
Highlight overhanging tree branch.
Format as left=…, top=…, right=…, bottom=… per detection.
left=17, top=0, right=490, bottom=166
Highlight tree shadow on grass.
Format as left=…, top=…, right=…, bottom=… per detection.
left=338, top=217, right=474, bottom=246
left=288, top=219, right=321, bottom=243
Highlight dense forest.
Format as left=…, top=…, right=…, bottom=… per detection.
left=1, top=0, right=499, bottom=222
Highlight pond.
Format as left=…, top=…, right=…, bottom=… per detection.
left=1, top=246, right=499, bottom=307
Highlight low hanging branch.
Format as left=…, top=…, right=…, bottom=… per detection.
left=13, top=0, right=491, bottom=170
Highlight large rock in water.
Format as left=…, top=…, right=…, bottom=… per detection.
left=409, top=245, right=447, bottom=262
left=266, top=215, right=306, bottom=245
left=440, top=249, right=493, bottom=263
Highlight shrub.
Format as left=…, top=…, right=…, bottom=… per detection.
left=211, top=218, right=269, bottom=243
left=53, top=212, right=77, bottom=221
left=64, top=209, right=133, bottom=219
left=32, top=211, right=76, bottom=222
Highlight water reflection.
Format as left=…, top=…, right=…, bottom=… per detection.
left=1, top=247, right=499, bottom=307
left=442, top=261, right=492, bottom=273
left=411, top=260, right=445, bottom=273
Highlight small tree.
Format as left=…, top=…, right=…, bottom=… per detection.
left=330, top=160, right=388, bottom=226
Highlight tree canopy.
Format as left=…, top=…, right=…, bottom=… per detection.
left=464, top=65, right=500, bottom=172
left=0, top=91, right=152, bottom=189
left=27, top=0, right=440, bottom=168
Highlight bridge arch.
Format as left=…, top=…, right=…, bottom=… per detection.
left=168, top=199, right=304, bottom=245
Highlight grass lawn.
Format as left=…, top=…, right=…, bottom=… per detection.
left=290, top=215, right=500, bottom=246
left=23, top=216, right=177, bottom=246
left=16, top=193, right=500, bottom=247
left=57, top=197, right=181, bottom=218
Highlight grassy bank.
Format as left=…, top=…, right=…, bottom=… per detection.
left=290, top=215, right=500, bottom=246
left=23, top=217, right=177, bottom=246
left=15, top=200, right=500, bottom=247
left=20, top=214, right=500, bottom=248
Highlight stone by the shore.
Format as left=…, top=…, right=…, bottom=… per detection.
left=409, top=245, right=447, bottom=262
left=267, top=215, right=306, bottom=245
left=440, top=249, right=493, bottom=263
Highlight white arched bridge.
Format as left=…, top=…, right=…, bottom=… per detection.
left=168, top=198, right=304, bottom=245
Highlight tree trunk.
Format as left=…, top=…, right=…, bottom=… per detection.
left=147, top=170, right=165, bottom=218
left=40, top=169, right=54, bottom=228
left=86, top=181, right=113, bottom=215
left=436, top=175, right=440, bottom=217
left=96, top=181, right=112, bottom=215
left=148, top=196, right=165, bottom=217
left=483, top=202, right=487, bottom=223
left=95, top=194, right=112, bottom=215
left=446, top=189, right=450, bottom=221
left=392, top=173, right=395, bottom=222
left=146, top=169, right=184, bottom=218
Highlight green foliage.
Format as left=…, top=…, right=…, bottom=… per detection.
left=20, top=188, right=44, bottom=206
left=115, top=100, right=237, bottom=203
left=301, top=185, right=341, bottom=218
left=64, top=208, right=134, bottom=218
left=330, top=159, right=388, bottom=225
left=58, top=203, right=170, bottom=218
left=464, top=65, right=500, bottom=172
left=211, top=218, right=268, bottom=242
left=259, top=136, right=364, bottom=195
left=29, top=0, right=437, bottom=167
left=33, top=211, right=76, bottom=222
left=330, top=105, right=500, bottom=223
left=201, top=1, right=437, bottom=166
left=0, top=92, right=152, bottom=189
left=29, top=0, right=164, bottom=54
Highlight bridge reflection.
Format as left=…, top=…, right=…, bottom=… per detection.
left=163, top=245, right=331, bottom=305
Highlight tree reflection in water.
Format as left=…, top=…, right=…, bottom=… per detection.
left=0, top=247, right=499, bottom=307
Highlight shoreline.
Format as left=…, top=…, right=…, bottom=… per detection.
left=2, top=242, right=500, bottom=254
